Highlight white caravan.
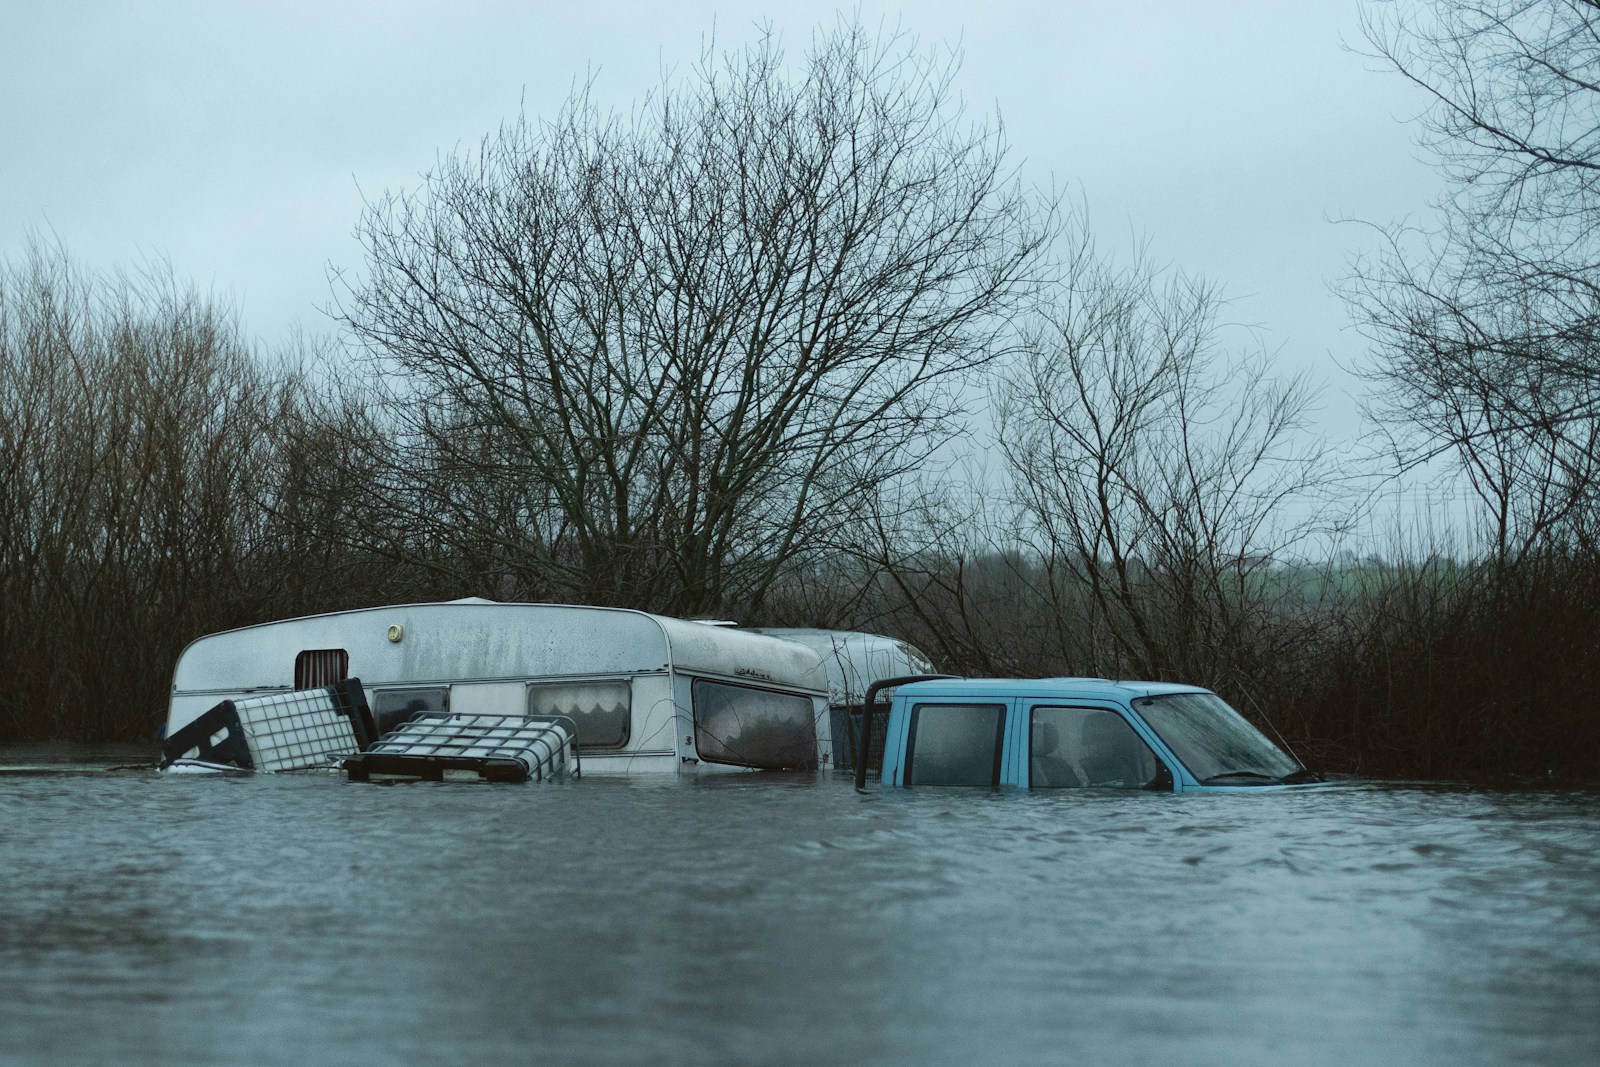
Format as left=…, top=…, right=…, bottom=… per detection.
left=747, top=628, right=938, bottom=768
left=165, top=600, right=833, bottom=774
left=748, top=628, right=936, bottom=706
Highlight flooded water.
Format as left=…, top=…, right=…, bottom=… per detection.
left=2, top=747, right=1598, bottom=1066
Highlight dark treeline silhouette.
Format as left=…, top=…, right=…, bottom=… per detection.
left=3, top=11, right=1599, bottom=781
left=0, top=242, right=462, bottom=741
left=3, top=233, right=1597, bottom=779
left=769, top=548, right=1600, bottom=781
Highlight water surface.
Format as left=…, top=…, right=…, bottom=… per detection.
left=2, top=747, right=1598, bottom=1066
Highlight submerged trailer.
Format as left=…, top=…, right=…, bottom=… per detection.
left=165, top=600, right=833, bottom=774
left=746, top=628, right=936, bottom=769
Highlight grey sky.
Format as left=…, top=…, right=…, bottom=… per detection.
left=1, top=1, right=1440, bottom=438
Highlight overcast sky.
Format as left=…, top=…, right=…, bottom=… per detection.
left=1, top=1, right=1442, bottom=445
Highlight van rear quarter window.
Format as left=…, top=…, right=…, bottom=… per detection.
left=905, top=703, right=1004, bottom=786
left=692, top=679, right=817, bottom=770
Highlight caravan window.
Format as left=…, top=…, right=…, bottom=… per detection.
left=527, top=680, right=631, bottom=749
left=372, top=687, right=449, bottom=737
left=692, top=680, right=817, bottom=770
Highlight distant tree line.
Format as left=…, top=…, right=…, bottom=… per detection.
left=2, top=12, right=1597, bottom=780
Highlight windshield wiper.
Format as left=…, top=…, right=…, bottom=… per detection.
left=1200, top=770, right=1283, bottom=785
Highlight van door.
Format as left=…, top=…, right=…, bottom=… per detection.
left=1024, top=702, right=1172, bottom=790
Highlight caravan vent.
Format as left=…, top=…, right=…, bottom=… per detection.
left=295, top=648, right=349, bottom=689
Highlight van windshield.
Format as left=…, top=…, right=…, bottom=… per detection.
left=1134, top=693, right=1299, bottom=783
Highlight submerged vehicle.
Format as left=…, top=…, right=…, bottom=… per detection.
left=863, top=677, right=1319, bottom=792
left=746, top=627, right=936, bottom=769
left=164, top=599, right=834, bottom=774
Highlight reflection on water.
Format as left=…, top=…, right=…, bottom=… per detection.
left=2, top=748, right=1598, bottom=1066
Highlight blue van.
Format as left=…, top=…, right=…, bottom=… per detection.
left=866, top=677, right=1319, bottom=792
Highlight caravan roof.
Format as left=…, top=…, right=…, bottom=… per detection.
left=172, top=600, right=828, bottom=697
left=746, top=628, right=935, bottom=706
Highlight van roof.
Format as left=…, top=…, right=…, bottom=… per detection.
left=891, top=677, right=1213, bottom=702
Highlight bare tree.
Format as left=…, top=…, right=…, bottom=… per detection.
left=1347, top=0, right=1600, bottom=554
left=0, top=239, right=335, bottom=740
left=336, top=21, right=1054, bottom=616
left=994, top=237, right=1334, bottom=697
left=845, top=478, right=1048, bottom=676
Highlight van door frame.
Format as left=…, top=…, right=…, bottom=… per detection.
left=1013, top=697, right=1180, bottom=791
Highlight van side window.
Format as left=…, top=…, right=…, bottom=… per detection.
left=905, top=703, right=1004, bottom=786
left=1030, top=707, right=1159, bottom=789
left=294, top=649, right=348, bottom=689
left=372, top=687, right=449, bottom=737
left=527, top=680, right=631, bottom=749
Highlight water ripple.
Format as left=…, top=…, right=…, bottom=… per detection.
left=1, top=757, right=1598, bottom=1065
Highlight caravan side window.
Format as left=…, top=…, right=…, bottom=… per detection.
left=372, top=687, right=449, bottom=737
left=527, top=680, right=631, bottom=749
left=692, top=680, right=817, bottom=770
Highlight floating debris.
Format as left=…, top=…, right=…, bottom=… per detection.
left=343, top=713, right=578, bottom=783
left=159, top=679, right=374, bottom=774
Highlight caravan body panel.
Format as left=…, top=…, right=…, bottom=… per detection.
left=167, top=601, right=831, bottom=774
